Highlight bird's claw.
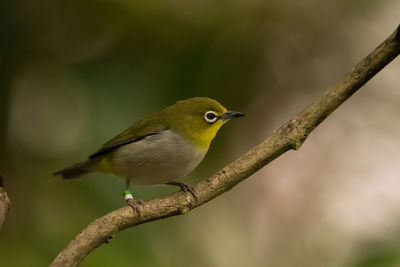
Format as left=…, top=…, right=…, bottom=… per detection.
left=126, top=198, right=143, bottom=215
left=123, top=189, right=143, bottom=214
left=180, top=184, right=197, bottom=199
left=167, top=182, right=197, bottom=200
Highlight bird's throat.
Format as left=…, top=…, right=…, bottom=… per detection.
left=184, top=120, right=224, bottom=151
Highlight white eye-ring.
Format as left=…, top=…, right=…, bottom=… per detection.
left=204, top=111, right=218, bottom=123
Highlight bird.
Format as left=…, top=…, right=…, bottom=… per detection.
left=54, top=97, right=245, bottom=212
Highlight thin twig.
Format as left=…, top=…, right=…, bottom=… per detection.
left=51, top=25, right=400, bottom=267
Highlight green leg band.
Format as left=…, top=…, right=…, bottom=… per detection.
left=123, top=190, right=133, bottom=200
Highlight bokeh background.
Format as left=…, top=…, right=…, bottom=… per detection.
left=1, top=1, right=400, bottom=266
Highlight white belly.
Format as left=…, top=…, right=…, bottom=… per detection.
left=107, top=130, right=207, bottom=185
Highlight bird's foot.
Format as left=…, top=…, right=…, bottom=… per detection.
left=166, top=182, right=197, bottom=200
left=123, top=190, right=143, bottom=214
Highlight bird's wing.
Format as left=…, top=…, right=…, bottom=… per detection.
left=89, top=114, right=167, bottom=159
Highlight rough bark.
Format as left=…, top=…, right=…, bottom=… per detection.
left=51, top=25, right=400, bottom=267
left=0, top=177, right=11, bottom=229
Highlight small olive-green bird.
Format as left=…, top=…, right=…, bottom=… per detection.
left=54, top=97, right=245, bottom=211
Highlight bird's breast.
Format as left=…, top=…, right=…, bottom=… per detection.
left=104, top=130, right=207, bottom=184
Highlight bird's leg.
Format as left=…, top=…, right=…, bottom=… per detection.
left=166, top=181, right=197, bottom=200
left=124, top=178, right=143, bottom=214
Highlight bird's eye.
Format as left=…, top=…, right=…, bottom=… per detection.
left=204, top=111, right=218, bottom=123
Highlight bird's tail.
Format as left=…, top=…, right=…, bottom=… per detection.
left=54, top=160, right=94, bottom=179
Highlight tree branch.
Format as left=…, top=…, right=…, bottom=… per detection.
left=0, top=176, right=11, bottom=230
left=51, top=25, right=400, bottom=267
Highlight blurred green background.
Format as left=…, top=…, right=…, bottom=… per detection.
left=1, top=1, right=400, bottom=266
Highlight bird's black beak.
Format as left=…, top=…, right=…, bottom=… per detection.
left=220, top=110, right=246, bottom=121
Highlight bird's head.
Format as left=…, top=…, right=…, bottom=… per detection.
left=163, top=97, right=245, bottom=150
